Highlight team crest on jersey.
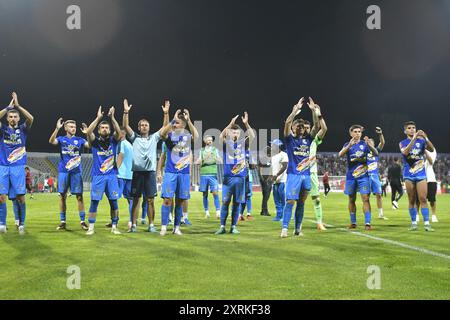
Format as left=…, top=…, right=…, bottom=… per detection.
left=359, top=145, right=364, bottom=150
left=415, top=143, right=420, bottom=148
left=74, top=140, right=79, bottom=145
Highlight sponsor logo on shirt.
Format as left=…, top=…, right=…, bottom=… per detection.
left=7, top=146, right=26, bottom=163
left=65, top=155, right=81, bottom=171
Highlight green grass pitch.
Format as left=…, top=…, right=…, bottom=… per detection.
left=0, top=192, right=449, bottom=300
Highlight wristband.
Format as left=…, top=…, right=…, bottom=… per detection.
left=171, top=119, right=176, bottom=125
left=124, top=112, right=129, bottom=114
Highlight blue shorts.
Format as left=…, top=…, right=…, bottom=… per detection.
left=161, top=172, right=190, bottom=200
left=285, top=174, right=311, bottom=200
left=222, top=176, right=246, bottom=204
left=118, top=178, right=132, bottom=199
left=91, top=175, right=120, bottom=201
left=404, top=175, right=427, bottom=183
left=369, top=174, right=382, bottom=195
left=58, top=171, right=83, bottom=194
left=199, top=175, right=219, bottom=193
left=345, top=176, right=370, bottom=195
left=0, top=165, right=26, bottom=196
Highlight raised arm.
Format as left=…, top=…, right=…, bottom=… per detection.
left=400, top=132, right=419, bottom=156
left=183, top=109, right=199, bottom=140
left=80, top=123, right=91, bottom=148
left=241, top=112, right=255, bottom=143
left=418, top=130, right=435, bottom=152
left=339, top=139, right=356, bottom=158
left=108, top=107, right=121, bottom=141
left=49, top=118, right=64, bottom=145
left=284, top=98, right=303, bottom=137
left=162, top=100, right=170, bottom=127
left=0, top=96, right=14, bottom=124
left=314, top=104, right=327, bottom=140
left=159, top=109, right=179, bottom=139
left=13, top=92, right=34, bottom=128
left=85, top=106, right=104, bottom=144
left=376, top=127, right=385, bottom=151
left=364, top=136, right=379, bottom=156
left=122, top=99, right=134, bottom=137
left=308, top=97, right=320, bottom=138
left=219, top=115, right=239, bottom=141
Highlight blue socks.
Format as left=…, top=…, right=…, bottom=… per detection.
left=231, top=203, right=240, bottom=227
left=364, top=212, right=371, bottom=225
left=203, top=193, right=209, bottom=211
left=60, top=212, right=66, bottom=222
left=142, top=200, right=148, bottom=220
left=161, top=205, right=171, bottom=226
left=246, top=198, right=252, bottom=214
left=294, top=202, right=304, bottom=230
left=174, top=205, right=182, bottom=227
left=0, top=203, right=6, bottom=225
left=421, top=207, right=430, bottom=223
left=88, top=217, right=96, bottom=224
left=79, top=211, right=85, bottom=222
left=18, top=202, right=26, bottom=226
left=409, top=208, right=417, bottom=222
left=282, top=202, right=294, bottom=229
left=13, top=200, right=19, bottom=221
left=350, top=212, right=357, bottom=224
left=220, top=204, right=229, bottom=226
left=213, top=194, right=220, bottom=211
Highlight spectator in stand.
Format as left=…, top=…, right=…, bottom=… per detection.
left=323, top=171, right=330, bottom=197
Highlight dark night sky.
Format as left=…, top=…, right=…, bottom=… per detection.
left=1, top=0, right=449, bottom=152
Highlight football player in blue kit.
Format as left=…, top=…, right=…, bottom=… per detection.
left=84, top=106, right=122, bottom=235
left=0, top=92, right=34, bottom=235
left=280, top=98, right=323, bottom=238
left=49, top=118, right=89, bottom=231
left=339, top=125, right=379, bottom=230
left=160, top=109, right=199, bottom=236
left=215, top=112, right=255, bottom=235
left=399, top=121, right=435, bottom=232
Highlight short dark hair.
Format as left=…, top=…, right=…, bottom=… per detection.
left=349, top=124, right=364, bottom=133
left=178, top=114, right=187, bottom=126
left=403, top=121, right=416, bottom=129
left=98, top=120, right=110, bottom=128
left=7, top=109, right=19, bottom=116
left=138, top=119, right=149, bottom=126
left=230, top=124, right=241, bottom=131
left=64, top=120, right=76, bottom=126
left=302, top=120, right=311, bottom=126
left=292, top=119, right=304, bottom=127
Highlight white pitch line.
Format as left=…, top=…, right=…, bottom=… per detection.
left=305, top=219, right=450, bottom=261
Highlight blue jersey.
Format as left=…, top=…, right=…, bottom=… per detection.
left=284, top=134, right=313, bottom=176
left=367, top=147, right=381, bottom=176
left=91, top=136, right=118, bottom=176
left=344, top=141, right=370, bottom=180
left=399, top=138, right=426, bottom=178
left=56, top=136, right=86, bottom=173
left=223, top=138, right=248, bottom=178
left=0, top=123, right=28, bottom=167
left=164, top=131, right=192, bottom=174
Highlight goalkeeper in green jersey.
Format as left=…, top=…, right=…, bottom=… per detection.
left=304, top=98, right=328, bottom=231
